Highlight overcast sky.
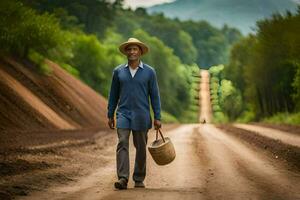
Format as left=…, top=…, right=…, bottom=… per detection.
left=123, top=0, right=175, bottom=9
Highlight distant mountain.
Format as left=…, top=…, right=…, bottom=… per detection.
left=148, top=0, right=299, bottom=34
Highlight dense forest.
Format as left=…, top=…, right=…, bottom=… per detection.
left=224, top=9, right=300, bottom=124
left=209, top=9, right=300, bottom=124
left=1, top=0, right=299, bottom=124
left=0, top=0, right=241, bottom=123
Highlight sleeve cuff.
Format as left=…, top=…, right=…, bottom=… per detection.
left=154, top=114, right=161, bottom=120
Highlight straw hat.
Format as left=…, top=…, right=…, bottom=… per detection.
left=119, top=38, right=149, bottom=55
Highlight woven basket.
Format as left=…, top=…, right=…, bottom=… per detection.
left=148, top=129, right=176, bottom=165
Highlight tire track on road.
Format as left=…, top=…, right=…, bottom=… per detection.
left=234, top=124, right=300, bottom=147
left=199, top=124, right=300, bottom=200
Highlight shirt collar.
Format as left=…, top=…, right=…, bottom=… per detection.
left=125, top=61, right=143, bottom=69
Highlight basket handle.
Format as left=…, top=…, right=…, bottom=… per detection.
left=156, top=129, right=166, bottom=143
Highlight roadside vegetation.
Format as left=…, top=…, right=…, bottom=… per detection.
left=0, top=0, right=240, bottom=123
left=207, top=8, right=300, bottom=125
left=1, top=0, right=298, bottom=124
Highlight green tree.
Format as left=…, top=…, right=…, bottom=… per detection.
left=225, top=9, right=300, bottom=120
left=224, top=36, right=257, bottom=98
left=0, top=0, right=63, bottom=57
left=140, top=14, right=197, bottom=64
left=21, top=0, right=116, bottom=36
left=292, top=62, right=300, bottom=110
left=68, top=33, right=110, bottom=96
left=219, top=79, right=243, bottom=120
left=181, top=20, right=241, bottom=68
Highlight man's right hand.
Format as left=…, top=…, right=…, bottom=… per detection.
left=154, top=119, right=162, bottom=130
left=108, top=118, right=115, bottom=129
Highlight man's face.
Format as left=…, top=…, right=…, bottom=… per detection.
left=125, top=44, right=142, bottom=61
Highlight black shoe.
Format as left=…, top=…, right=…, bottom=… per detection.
left=134, top=181, right=145, bottom=188
left=114, top=178, right=128, bottom=190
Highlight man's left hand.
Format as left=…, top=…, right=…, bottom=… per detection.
left=154, top=119, right=162, bottom=130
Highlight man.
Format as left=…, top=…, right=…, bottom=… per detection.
left=107, top=38, right=162, bottom=190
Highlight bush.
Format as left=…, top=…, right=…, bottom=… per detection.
left=262, top=112, right=300, bottom=125
left=213, top=112, right=228, bottom=123
left=236, top=110, right=256, bottom=123
left=0, top=1, right=64, bottom=57
left=161, top=111, right=179, bottom=123
left=60, top=63, right=80, bottom=78
left=28, top=50, right=52, bottom=75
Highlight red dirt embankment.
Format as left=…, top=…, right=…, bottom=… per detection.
left=0, top=56, right=108, bottom=148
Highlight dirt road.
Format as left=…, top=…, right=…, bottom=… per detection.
left=4, top=69, right=298, bottom=199
left=21, top=124, right=300, bottom=200
left=234, top=123, right=300, bottom=147
left=199, top=70, right=212, bottom=123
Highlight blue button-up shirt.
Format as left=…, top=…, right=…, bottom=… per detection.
left=107, top=62, right=161, bottom=131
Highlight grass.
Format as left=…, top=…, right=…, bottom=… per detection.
left=161, top=111, right=179, bottom=123
left=262, top=112, right=300, bottom=125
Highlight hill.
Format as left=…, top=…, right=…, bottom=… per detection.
left=0, top=57, right=108, bottom=132
left=148, top=0, right=299, bottom=34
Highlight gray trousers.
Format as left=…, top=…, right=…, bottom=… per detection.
left=116, top=128, right=148, bottom=182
